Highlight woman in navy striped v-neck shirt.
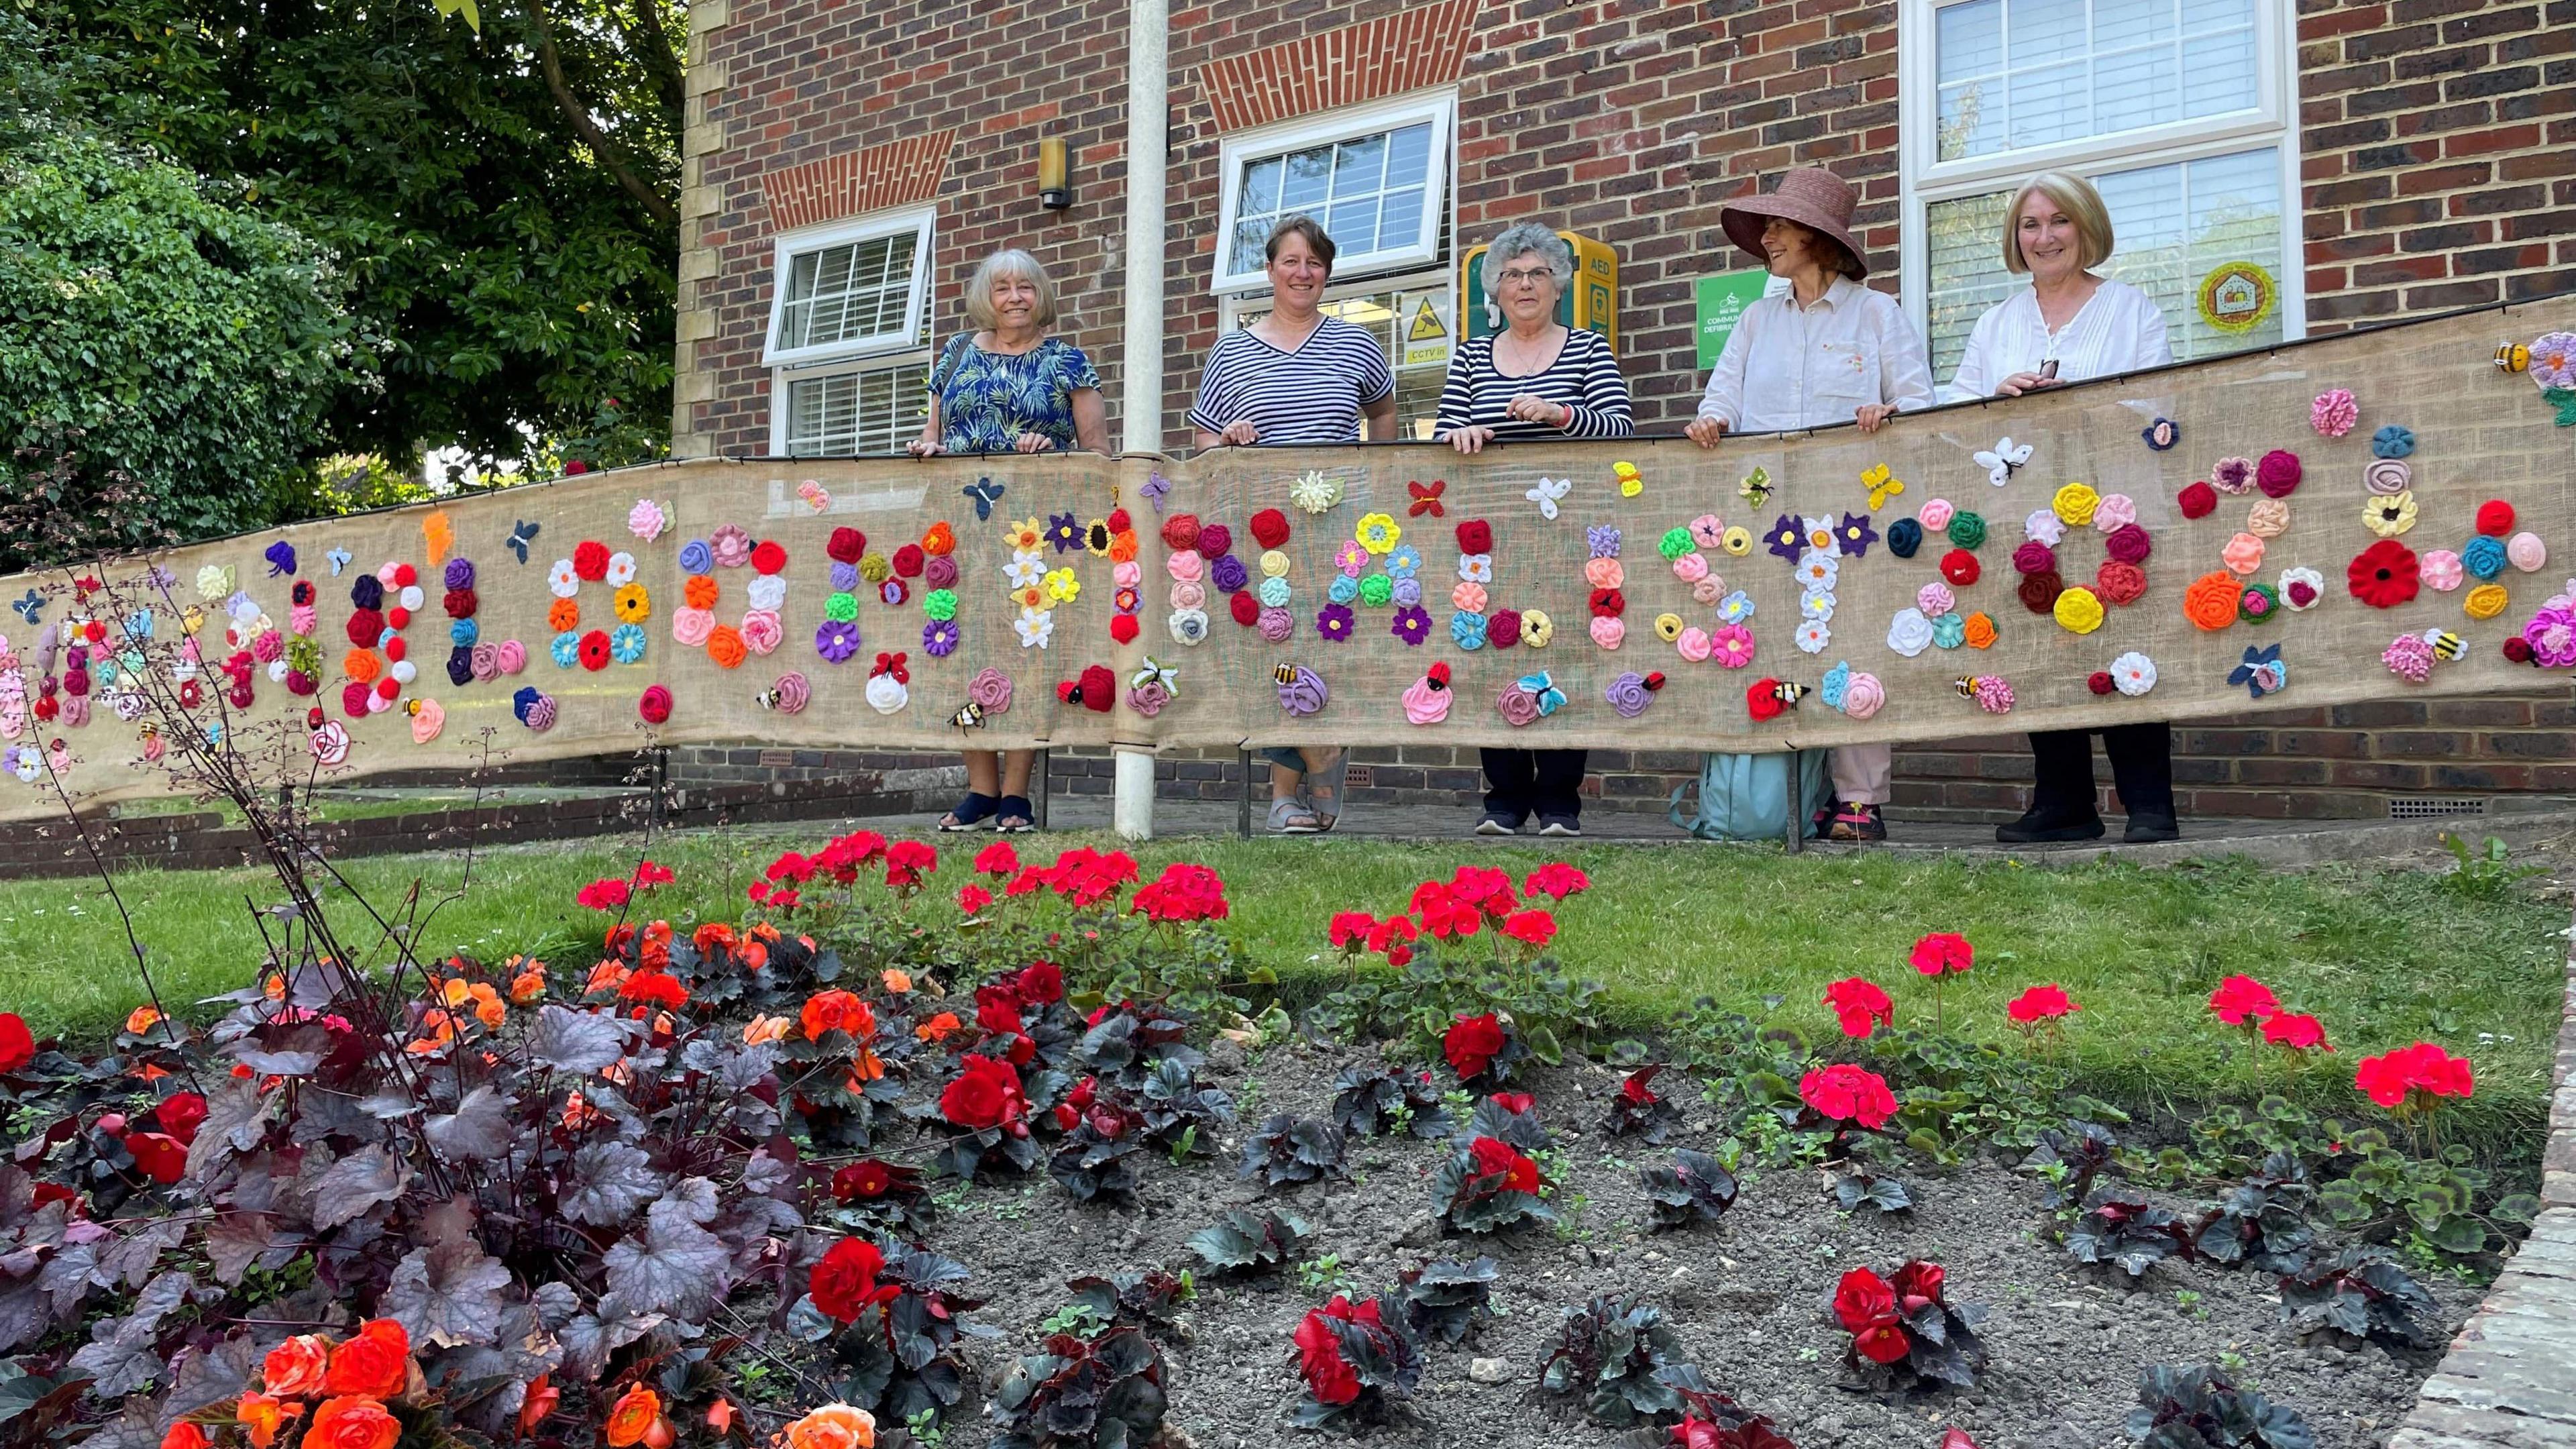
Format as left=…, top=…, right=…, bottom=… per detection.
left=1437, top=221, right=1633, bottom=837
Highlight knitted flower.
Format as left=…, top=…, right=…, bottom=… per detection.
left=2178, top=481, right=2218, bottom=519
left=1917, top=498, right=1955, bottom=531
left=2347, top=541, right=2420, bottom=608
left=1886, top=608, right=1935, bottom=657
left=1970, top=676, right=2013, bottom=714
left=1946, top=511, right=1986, bottom=549
left=2362, top=492, right=2418, bottom=538
left=2371, top=425, right=2414, bottom=458
left=2461, top=534, right=2507, bottom=579
left=2017, top=570, right=2063, bottom=614
left=2255, top=450, right=2302, bottom=498
left=2382, top=633, right=2433, bottom=682
left=2311, top=388, right=2359, bottom=437
left=2104, top=523, right=2151, bottom=564
left=2464, top=583, right=2510, bottom=620
left=1916, top=581, right=1955, bottom=618
left=2054, top=586, right=2105, bottom=635
left=2110, top=651, right=2157, bottom=696
left=2011, top=541, right=2055, bottom=576
left=2279, top=566, right=2325, bottom=610
left=2022, top=509, right=2065, bottom=547
left=1711, top=623, right=1756, bottom=668
left=1931, top=611, right=1966, bottom=649
left=2239, top=584, right=2279, bottom=623
left=2222, top=533, right=2267, bottom=576
left=2184, top=571, right=2242, bottom=631
left=2526, top=331, right=2576, bottom=391
left=1355, top=513, right=1401, bottom=555
left=2092, top=494, right=2137, bottom=531
left=1963, top=612, right=1996, bottom=649
left=2210, top=456, right=2254, bottom=494
left=2051, top=482, right=2100, bottom=528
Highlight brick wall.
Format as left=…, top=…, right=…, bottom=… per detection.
left=2296, top=0, right=2576, bottom=328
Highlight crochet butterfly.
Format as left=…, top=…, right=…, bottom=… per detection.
left=1737, top=467, right=1772, bottom=506
left=2228, top=643, right=2287, bottom=700
left=1525, top=475, right=1572, bottom=521
left=1137, top=472, right=1171, bottom=513
left=1974, top=437, right=2033, bottom=488
left=1860, top=464, right=1904, bottom=511
left=1130, top=655, right=1180, bottom=696
left=963, top=477, right=1006, bottom=521
left=1516, top=670, right=1566, bottom=716
left=11, top=590, right=42, bottom=625
left=504, top=521, right=541, bottom=565
left=1407, top=479, right=1446, bottom=518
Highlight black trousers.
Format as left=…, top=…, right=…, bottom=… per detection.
left=1480, top=748, right=1588, bottom=825
left=2027, top=724, right=2175, bottom=822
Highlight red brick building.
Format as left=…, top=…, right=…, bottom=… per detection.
left=667, top=0, right=2576, bottom=822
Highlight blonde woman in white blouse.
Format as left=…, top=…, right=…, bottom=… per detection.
left=1943, top=170, right=2180, bottom=846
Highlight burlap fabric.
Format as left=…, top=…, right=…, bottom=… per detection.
left=0, top=297, right=2569, bottom=822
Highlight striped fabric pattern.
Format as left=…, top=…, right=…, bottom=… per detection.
left=1434, top=327, right=1633, bottom=440
left=1188, top=317, right=1394, bottom=444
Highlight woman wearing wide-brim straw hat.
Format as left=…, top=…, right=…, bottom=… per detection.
left=1681, top=167, right=1933, bottom=845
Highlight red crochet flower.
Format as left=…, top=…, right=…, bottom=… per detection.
left=1938, top=549, right=1981, bottom=587
left=2475, top=500, right=2514, bottom=537
left=892, top=544, right=925, bottom=578
left=2347, top=539, right=2419, bottom=608
left=749, top=540, right=787, bottom=574
left=1456, top=519, right=1493, bottom=554
left=1109, top=614, right=1140, bottom=644
left=2177, top=481, right=2218, bottom=519
left=2094, top=560, right=2147, bottom=604
left=1249, top=508, right=1291, bottom=549
left=1160, top=514, right=1201, bottom=552
left=1589, top=587, right=1625, bottom=618
left=826, top=526, right=866, bottom=563
left=1487, top=610, right=1522, bottom=649
left=2255, top=449, right=2301, bottom=498
left=573, top=540, right=610, bottom=580
left=2017, top=570, right=2063, bottom=614
left=2088, top=671, right=2116, bottom=695
left=1747, top=678, right=1785, bottom=721
left=578, top=630, right=612, bottom=671
left=1228, top=591, right=1259, bottom=626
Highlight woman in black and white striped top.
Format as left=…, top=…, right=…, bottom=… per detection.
left=1436, top=222, right=1632, bottom=455
left=1189, top=217, right=1395, bottom=449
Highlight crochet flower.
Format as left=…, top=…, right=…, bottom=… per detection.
left=2110, top=651, right=2157, bottom=696
left=1917, top=498, right=1955, bottom=531
left=1946, top=511, right=1986, bottom=550
left=2465, top=583, right=2510, bottom=620
left=1837, top=512, right=1878, bottom=557
left=1794, top=551, right=1839, bottom=593
left=2211, top=456, right=2254, bottom=494
left=1932, top=611, right=1965, bottom=647
left=1004, top=517, right=1045, bottom=553
left=1801, top=588, right=1837, bottom=623
left=547, top=560, right=580, bottom=598
left=2142, top=417, right=2180, bottom=450
left=2055, top=587, right=2105, bottom=635
left=1391, top=606, right=1431, bottom=646
left=1289, top=470, right=1344, bottom=514
left=1043, top=568, right=1081, bottom=604
left=1886, top=608, right=1935, bottom=657
left=1209, top=555, right=1250, bottom=592
left=2532, top=332, right=2576, bottom=391
left=1045, top=513, right=1082, bottom=553
left=1795, top=619, right=1832, bottom=653
left=1260, top=576, right=1293, bottom=608
left=1765, top=513, right=1803, bottom=563
left=2462, top=534, right=2507, bottom=579
left=1717, top=590, right=1756, bottom=625
left=2255, top=450, right=2302, bottom=498
left=1316, top=604, right=1356, bottom=642
left=2051, top=482, right=2100, bottom=528
left=2311, top=388, right=2359, bottom=437
left=2347, top=540, right=2420, bottom=608
left=1971, top=676, right=2015, bottom=714
left=2239, top=584, right=2279, bottom=623
left=1015, top=610, right=1056, bottom=649
left=1672, top=552, right=1709, bottom=584
left=2022, top=509, right=2065, bottom=547
left=1452, top=582, right=1488, bottom=612
left=2100, top=562, right=2149, bottom=607
left=2246, top=499, right=2290, bottom=539
left=2279, top=566, right=2325, bottom=610
left=1675, top=626, right=1711, bottom=661
left=1333, top=540, right=1368, bottom=576
left=2229, top=643, right=2287, bottom=699
left=2522, top=602, right=2576, bottom=666
left=2222, top=533, right=2266, bottom=576
left=1711, top=624, right=1756, bottom=668
left=1450, top=610, right=1489, bottom=650
left=1386, top=544, right=1423, bottom=579
left=814, top=619, right=862, bottom=662
left=1167, top=608, right=1208, bottom=645
left=2382, top=633, right=2433, bottom=682
left=1916, top=581, right=1955, bottom=618
left=1522, top=609, right=1555, bottom=647
left=1689, top=514, right=1727, bottom=550
left=1459, top=553, right=1493, bottom=583
left=2372, top=425, right=2415, bottom=458
left=922, top=619, right=961, bottom=657
left=1355, top=513, right=1401, bottom=555
left=2363, top=492, right=2418, bottom=538
left=609, top=624, right=647, bottom=663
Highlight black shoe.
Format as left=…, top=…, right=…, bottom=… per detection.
left=1827, top=802, right=1886, bottom=843
left=2123, top=814, right=2180, bottom=844
left=1475, top=814, right=1522, bottom=835
left=1994, top=809, right=2106, bottom=843
left=1538, top=816, right=1581, bottom=837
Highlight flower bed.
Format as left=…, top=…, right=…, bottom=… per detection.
left=0, top=838, right=2540, bottom=1449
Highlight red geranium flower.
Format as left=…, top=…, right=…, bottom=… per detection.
left=2005, top=985, right=2077, bottom=1023
left=939, top=1053, right=1027, bottom=1132
left=1442, top=1012, right=1506, bottom=1079
left=1448, top=865, right=1519, bottom=918
left=957, top=884, right=993, bottom=914
left=1409, top=881, right=1481, bottom=939
left=2354, top=1042, right=2473, bottom=1108
left=1366, top=914, right=1419, bottom=962
left=1132, top=862, right=1230, bottom=922
left=1823, top=978, right=1894, bottom=1038
left=0, top=1013, right=34, bottom=1074
left=1467, top=1134, right=1542, bottom=1195
left=1522, top=862, right=1591, bottom=900
left=1499, top=909, right=1557, bottom=949
left=630, top=860, right=675, bottom=888
left=884, top=839, right=938, bottom=890
left=973, top=841, right=1020, bottom=875
left=1799, top=1063, right=1897, bottom=1130
left=1328, top=911, right=1376, bottom=949
left=1833, top=1267, right=1909, bottom=1364
left=2261, top=1012, right=2329, bottom=1051
left=1016, top=961, right=1064, bottom=1004
left=575, top=878, right=632, bottom=911
left=2206, top=975, right=2278, bottom=1025
left=1907, top=932, right=1974, bottom=976
left=808, top=1237, right=896, bottom=1323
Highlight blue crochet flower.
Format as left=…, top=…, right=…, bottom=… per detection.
left=1819, top=661, right=1851, bottom=712
left=1450, top=610, right=1489, bottom=651
left=1326, top=574, right=1360, bottom=606
left=449, top=618, right=480, bottom=648
left=1932, top=612, right=1967, bottom=649
left=609, top=624, right=647, bottom=664
left=550, top=631, right=582, bottom=668
left=678, top=539, right=714, bottom=573
left=2371, top=425, right=2416, bottom=459
left=2462, top=534, right=2507, bottom=579
left=1385, top=544, right=1423, bottom=580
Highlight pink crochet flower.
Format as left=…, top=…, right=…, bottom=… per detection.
left=2381, top=633, right=2433, bottom=683
left=1972, top=676, right=2015, bottom=714
left=2311, top=388, right=2359, bottom=437
left=1711, top=623, right=1756, bottom=668
left=2222, top=533, right=2267, bottom=576
left=2210, top=456, right=2255, bottom=494
left=1915, top=581, right=1956, bottom=617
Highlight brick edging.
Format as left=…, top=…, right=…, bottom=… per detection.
left=2388, top=908, right=2576, bottom=1448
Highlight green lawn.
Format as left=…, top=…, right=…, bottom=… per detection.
left=1, top=826, right=2563, bottom=1144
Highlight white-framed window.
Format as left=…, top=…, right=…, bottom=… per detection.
left=1212, top=95, right=1454, bottom=295
left=773, top=354, right=928, bottom=456
left=760, top=208, right=935, bottom=369
left=1898, top=0, right=2302, bottom=379
left=1222, top=272, right=1456, bottom=440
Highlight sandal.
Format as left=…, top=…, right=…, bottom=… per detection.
left=1267, top=797, right=1323, bottom=835
left=995, top=795, right=1036, bottom=833
left=1303, top=755, right=1349, bottom=833
left=938, top=792, right=998, bottom=831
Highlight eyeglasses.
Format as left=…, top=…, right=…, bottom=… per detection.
left=1497, top=268, right=1554, bottom=286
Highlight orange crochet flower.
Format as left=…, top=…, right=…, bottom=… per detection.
left=1107, top=531, right=1138, bottom=564
left=920, top=521, right=956, bottom=556
left=547, top=597, right=580, bottom=633
left=706, top=625, right=747, bottom=669
left=341, top=649, right=380, bottom=684
left=1961, top=612, right=1996, bottom=649
left=2184, top=570, right=2241, bottom=631
left=683, top=574, right=719, bottom=610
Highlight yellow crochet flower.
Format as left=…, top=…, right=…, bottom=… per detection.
left=860, top=554, right=892, bottom=584
left=2053, top=585, right=2106, bottom=635
left=2464, top=583, right=2509, bottom=620
left=2362, top=490, right=2418, bottom=539
left=1721, top=526, right=1754, bottom=557
left=1004, top=517, right=1046, bottom=553
left=1259, top=549, right=1291, bottom=579
left=1044, top=568, right=1081, bottom=604
left=1354, top=512, right=1402, bottom=555
left=613, top=584, right=651, bottom=623
left=1522, top=610, right=1555, bottom=647
left=2052, top=482, right=2100, bottom=529
left=1654, top=612, right=1684, bottom=643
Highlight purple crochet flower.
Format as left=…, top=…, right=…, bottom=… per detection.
left=1390, top=576, right=1423, bottom=608
left=1837, top=512, right=1878, bottom=557
left=1316, top=603, right=1356, bottom=642
left=1391, top=606, right=1431, bottom=646
left=1765, top=513, right=1803, bottom=564
left=815, top=619, right=862, bottom=663
left=922, top=619, right=961, bottom=657
left=830, top=561, right=861, bottom=592
left=1208, top=553, right=1250, bottom=594
left=2524, top=603, right=2576, bottom=667
left=1586, top=525, right=1621, bottom=559
left=443, top=558, right=474, bottom=590
left=1046, top=512, right=1082, bottom=553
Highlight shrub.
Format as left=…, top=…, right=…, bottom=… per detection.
left=987, top=1323, right=1167, bottom=1449
left=1833, top=1263, right=1986, bottom=1387
left=1641, top=1148, right=1740, bottom=1230
left=1309, top=866, right=1607, bottom=1066
left=1330, top=1063, right=1454, bottom=1139
left=800, top=1242, right=990, bottom=1425
left=2021, top=1120, right=2120, bottom=1212
left=1240, top=1114, right=1349, bottom=1189
left=2193, top=1155, right=2315, bottom=1273
left=1539, top=1295, right=1701, bottom=1427
left=1187, top=1208, right=1311, bottom=1275
left=1290, top=1294, right=1421, bottom=1429
left=2066, top=1194, right=2197, bottom=1279
left=1430, top=1136, right=1553, bottom=1235
left=1046, top=1102, right=1150, bottom=1203
left=2277, top=1248, right=2440, bottom=1348
left=1393, top=1257, right=1500, bottom=1346
left=1605, top=1065, right=1684, bottom=1144
left=2127, top=1364, right=2316, bottom=1449
left=1466, top=1093, right=1552, bottom=1152
left=1066, top=1271, right=1195, bottom=1336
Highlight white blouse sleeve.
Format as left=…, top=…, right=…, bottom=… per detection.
left=1941, top=306, right=2000, bottom=405
left=2129, top=288, right=2176, bottom=370
left=1695, top=308, right=1755, bottom=429
left=1874, top=298, right=1936, bottom=413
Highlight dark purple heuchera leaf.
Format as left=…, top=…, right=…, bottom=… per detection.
left=525, top=1004, right=627, bottom=1073
left=1067, top=1270, right=1193, bottom=1334
left=560, top=1142, right=665, bottom=1228
left=1641, top=1148, right=1739, bottom=1230
left=2067, top=1195, right=2196, bottom=1280
left=205, top=1212, right=298, bottom=1287
left=601, top=1199, right=729, bottom=1318
left=382, top=1238, right=513, bottom=1348
left=95, top=1218, right=187, bottom=1289
left=2277, top=1248, right=2438, bottom=1348
left=310, top=1144, right=411, bottom=1231
left=424, top=1086, right=515, bottom=1165
left=66, top=1269, right=198, bottom=1396
left=1186, top=1208, right=1310, bottom=1274
left=987, top=1323, right=1167, bottom=1449
left=184, top=1081, right=276, bottom=1177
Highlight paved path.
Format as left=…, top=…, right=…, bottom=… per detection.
left=2391, top=918, right=2576, bottom=1449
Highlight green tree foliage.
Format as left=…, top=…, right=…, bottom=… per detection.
left=32, top=0, right=681, bottom=480
left=0, top=25, right=366, bottom=572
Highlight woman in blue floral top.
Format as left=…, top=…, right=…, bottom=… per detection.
left=908, top=249, right=1108, bottom=457
left=912, top=250, right=1106, bottom=834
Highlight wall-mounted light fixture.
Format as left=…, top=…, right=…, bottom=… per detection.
left=1038, top=137, right=1072, bottom=211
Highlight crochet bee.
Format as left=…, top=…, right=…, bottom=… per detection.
left=1953, top=676, right=1980, bottom=700
left=1768, top=680, right=1806, bottom=709
left=2496, top=341, right=2530, bottom=372
left=1273, top=663, right=1301, bottom=686
left=949, top=700, right=986, bottom=729
left=2422, top=629, right=2467, bottom=661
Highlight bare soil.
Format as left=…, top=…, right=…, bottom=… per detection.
left=879, top=1039, right=2478, bottom=1448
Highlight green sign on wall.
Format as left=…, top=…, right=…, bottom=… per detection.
left=1695, top=268, right=1781, bottom=370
